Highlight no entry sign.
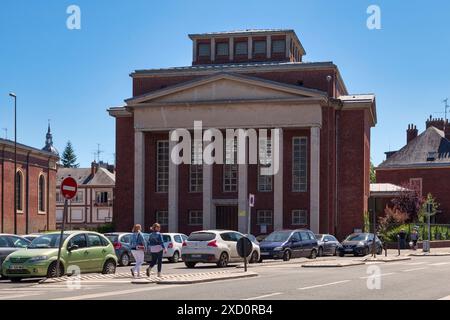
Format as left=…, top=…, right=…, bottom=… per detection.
left=60, top=177, right=78, bottom=200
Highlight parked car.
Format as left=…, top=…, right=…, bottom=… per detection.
left=162, top=233, right=188, bottom=263
left=104, top=232, right=152, bottom=266
left=0, top=234, right=30, bottom=277
left=315, top=234, right=341, bottom=256
left=338, top=232, right=383, bottom=257
left=259, top=229, right=318, bottom=261
left=181, top=230, right=260, bottom=268
left=2, top=231, right=117, bottom=282
left=21, top=234, right=42, bottom=242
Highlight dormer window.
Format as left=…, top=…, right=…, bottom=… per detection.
left=234, top=41, right=248, bottom=56
left=253, top=40, right=266, bottom=55
left=216, top=42, right=229, bottom=56
left=427, top=152, right=437, bottom=161
left=272, top=39, right=286, bottom=54
left=198, top=43, right=211, bottom=57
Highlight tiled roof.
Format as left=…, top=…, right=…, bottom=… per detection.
left=0, top=138, right=59, bottom=159
left=370, top=183, right=411, bottom=193
left=57, top=167, right=115, bottom=186
left=377, top=126, right=450, bottom=168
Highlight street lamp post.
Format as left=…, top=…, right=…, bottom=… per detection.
left=9, top=93, right=17, bottom=235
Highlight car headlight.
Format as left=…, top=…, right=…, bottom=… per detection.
left=4, top=256, right=10, bottom=262
left=273, top=246, right=283, bottom=251
left=29, top=256, right=48, bottom=263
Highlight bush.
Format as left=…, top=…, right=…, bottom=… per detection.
left=96, top=223, right=115, bottom=234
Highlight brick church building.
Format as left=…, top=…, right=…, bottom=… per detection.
left=0, top=125, right=59, bottom=234
left=377, top=116, right=450, bottom=223
left=109, top=29, right=377, bottom=238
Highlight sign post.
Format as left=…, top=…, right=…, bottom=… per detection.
left=423, top=202, right=432, bottom=253
left=237, top=237, right=253, bottom=272
left=56, top=177, right=78, bottom=277
left=248, top=194, right=255, bottom=235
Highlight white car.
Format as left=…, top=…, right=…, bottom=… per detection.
left=181, top=230, right=260, bottom=268
left=162, top=233, right=188, bottom=263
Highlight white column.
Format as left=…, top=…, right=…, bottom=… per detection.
left=266, top=35, right=271, bottom=59
left=134, top=131, right=145, bottom=227
left=229, top=37, right=234, bottom=61
left=247, top=36, right=253, bottom=59
left=273, top=129, right=283, bottom=231
left=168, top=132, right=179, bottom=232
left=310, top=126, right=320, bottom=233
left=285, top=34, right=291, bottom=59
left=238, top=162, right=248, bottom=234
left=203, top=164, right=214, bottom=229
left=192, top=39, right=197, bottom=63
left=210, top=38, right=215, bottom=62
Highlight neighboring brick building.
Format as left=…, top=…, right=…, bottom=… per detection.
left=108, top=29, right=377, bottom=238
left=377, top=117, right=450, bottom=223
left=0, top=125, right=59, bottom=234
left=56, top=161, right=115, bottom=230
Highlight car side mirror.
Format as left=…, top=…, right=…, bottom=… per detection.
left=68, top=244, right=79, bottom=252
left=324, top=239, right=329, bottom=243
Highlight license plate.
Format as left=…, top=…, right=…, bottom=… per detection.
left=345, top=249, right=353, bottom=252
left=191, top=254, right=201, bottom=258
left=261, top=252, right=270, bottom=255
left=9, top=265, right=24, bottom=270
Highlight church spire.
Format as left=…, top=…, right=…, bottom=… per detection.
left=42, top=120, right=59, bottom=155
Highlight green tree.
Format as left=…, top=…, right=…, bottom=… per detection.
left=370, top=161, right=376, bottom=183
left=61, top=141, right=79, bottom=168
left=418, top=193, right=439, bottom=223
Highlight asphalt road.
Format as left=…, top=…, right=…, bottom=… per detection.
left=1, top=254, right=450, bottom=300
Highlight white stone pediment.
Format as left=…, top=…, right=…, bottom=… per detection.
left=126, top=73, right=326, bottom=105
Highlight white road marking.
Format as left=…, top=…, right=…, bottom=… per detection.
left=406, top=262, right=427, bottom=266
left=429, top=262, right=450, bottom=266
left=439, top=295, right=450, bottom=300
left=401, top=267, right=428, bottom=272
left=0, top=293, right=42, bottom=299
left=52, top=284, right=184, bottom=300
left=359, top=273, right=395, bottom=279
left=243, top=292, right=283, bottom=300
left=298, top=280, right=351, bottom=290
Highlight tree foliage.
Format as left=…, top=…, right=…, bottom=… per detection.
left=390, top=181, right=424, bottom=222
left=61, top=141, right=79, bottom=168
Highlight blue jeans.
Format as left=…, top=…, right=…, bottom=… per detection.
left=149, top=251, right=163, bottom=273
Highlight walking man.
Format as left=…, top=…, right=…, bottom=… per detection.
left=146, top=223, right=167, bottom=278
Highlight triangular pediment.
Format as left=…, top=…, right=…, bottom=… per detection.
left=126, top=72, right=326, bottom=105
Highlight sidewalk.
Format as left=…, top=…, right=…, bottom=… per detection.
left=386, top=248, right=450, bottom=257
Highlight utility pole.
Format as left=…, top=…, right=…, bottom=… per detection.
left=9, top=93, right=17, bottom=235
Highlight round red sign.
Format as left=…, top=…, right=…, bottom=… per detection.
left=60, top=177, right=78, bottom=200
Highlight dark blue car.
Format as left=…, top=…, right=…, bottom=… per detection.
left=258, top=229, right=319, bottom=261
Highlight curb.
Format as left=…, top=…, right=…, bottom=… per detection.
left=301, top=261, right=365, bottom=268
left=235, top=258, right=336, bottom=269
left=361, top=257, right=411, bottom=263
left=408, top=253, right=450, bottom=257
left=156, top=272, right=258, bottom=284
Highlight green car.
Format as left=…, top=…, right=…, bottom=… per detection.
left=2, top=231, right=117, bottom=282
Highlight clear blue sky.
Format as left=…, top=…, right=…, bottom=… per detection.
left=1, top=0, right=449, bottom=167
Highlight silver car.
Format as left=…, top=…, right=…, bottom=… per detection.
left=181, top=230, right=260, bottom=268
left=162, top=233, right=188, bottom=263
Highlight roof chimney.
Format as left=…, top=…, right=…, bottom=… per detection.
left=91, top=161, right=98, bottom=176
left=406, top=124, right=418, bottom=144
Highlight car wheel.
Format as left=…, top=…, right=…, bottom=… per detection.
left=364, top=247, right=370, bottom=256
left=102, top=259, right=116, bottom=274
left=217, top=252, right=229, bottom=268
left=318, top=247, right=324, bottom=257
left=169, top=251, right=180, bottom=263
left=283, top=250, right=291, bottom=261
left=119, top=253, right=130, bottom=266
left=339, top=251, right=345, bottom=257
left=9, top=277, right=22, bottom=283
left=47, top=261, right=64, bottom=278
left=185, top=262, right=197, bottom=268
left=249, top=251, right=259, bottom=264
left=309, top=249, right=318, bottom=259
left=377, top=246, right=383, bottom=255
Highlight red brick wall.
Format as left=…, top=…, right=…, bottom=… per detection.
left=113, top=116, right=135, bottom=232
left=337, top=109, right=371, bottom=239
left=376, top=168, right=450, bottom=223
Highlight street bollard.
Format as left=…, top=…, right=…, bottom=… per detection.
left=397, top=235, right=400, bottom=256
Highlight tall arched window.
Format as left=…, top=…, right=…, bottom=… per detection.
left=38, top=174, right=46, bottom=212
left=15, top=171, right=23, bottom=212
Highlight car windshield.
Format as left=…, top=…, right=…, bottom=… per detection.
left=345, top=234, right=368, bottom=241
left=105, top=234, right=118, bottom=243
left=244, top=234, right=258, bottom=244
left=188, top=232, right=216, bottom=241
left=29, top=234, right=69, bottom=248
left=262, top=231, right=292, bottom=242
